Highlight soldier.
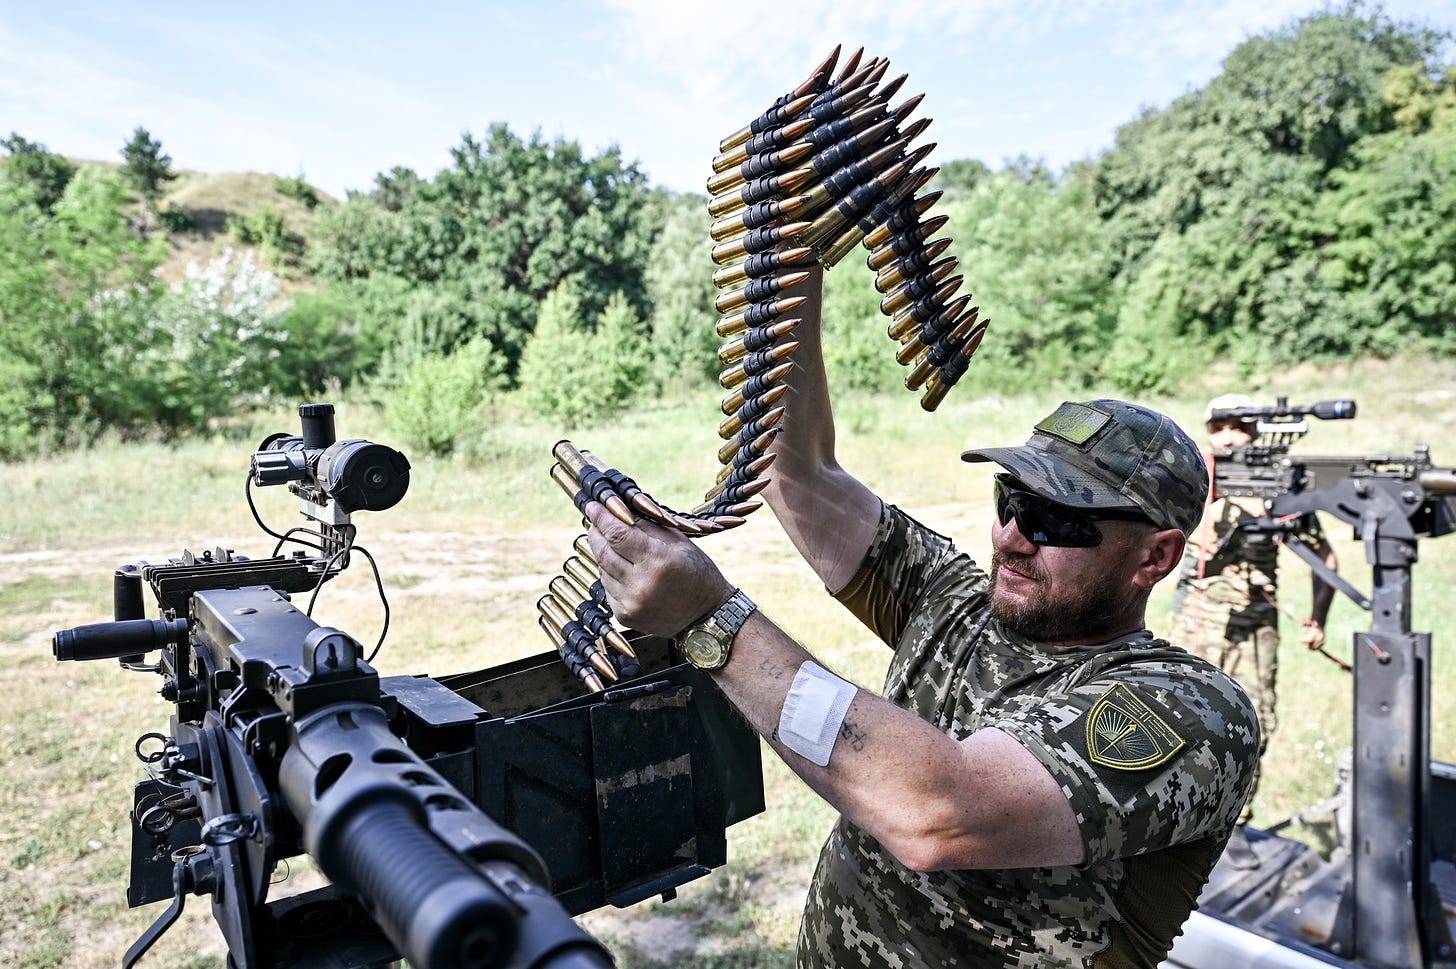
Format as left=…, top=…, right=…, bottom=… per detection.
left=584, top=265, right=1258, bottom=969
left=1169, top=393, right=1339, bottom=864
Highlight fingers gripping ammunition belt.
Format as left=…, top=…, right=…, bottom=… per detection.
left=536, top=46, right=990, bottom=691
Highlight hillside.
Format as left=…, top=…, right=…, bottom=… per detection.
left=66, top=160, right=341, bottom=288
left=162, top=169, right=336, bottom=285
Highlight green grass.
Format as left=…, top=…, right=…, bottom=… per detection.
left=4, top=354, right=1455, bottom=966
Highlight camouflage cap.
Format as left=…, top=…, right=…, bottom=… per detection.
left=961, top=399, right=1208, bottom=535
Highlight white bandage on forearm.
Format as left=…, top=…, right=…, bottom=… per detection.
left=777, top=661, right=857, bottom=767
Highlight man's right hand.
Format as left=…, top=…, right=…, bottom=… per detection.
left=583, top=501, right=736, bottom=641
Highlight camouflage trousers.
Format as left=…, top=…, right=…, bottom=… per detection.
left=1179, top=619, right=1278, bottom=824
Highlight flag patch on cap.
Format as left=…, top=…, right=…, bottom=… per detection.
left=1034, top=402, right=1112, bottom=446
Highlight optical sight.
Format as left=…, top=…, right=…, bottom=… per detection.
left=1208, top=397, right=1357, bottom=424
left=252, top=403, right=411, bottom=515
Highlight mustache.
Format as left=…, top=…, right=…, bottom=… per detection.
left=992, top=548, right=1043, bottom=583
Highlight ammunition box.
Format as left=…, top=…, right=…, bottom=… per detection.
left=413, top=633, right=766, bottom=914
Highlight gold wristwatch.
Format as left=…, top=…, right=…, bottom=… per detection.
left=678, top=590, right=756, bottom=671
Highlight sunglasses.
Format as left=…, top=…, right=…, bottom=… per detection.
left=993, top=474, right=1152, bottom=548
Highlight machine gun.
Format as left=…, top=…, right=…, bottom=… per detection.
left=51, top=404, right=765, bottom=969
left=1210, top=397, right=1456, bottom=610
left=1212, top=397, right=1456, bottom=506
left=1167, top=398, right=1456, bottom=969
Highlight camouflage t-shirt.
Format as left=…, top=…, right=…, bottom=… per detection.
left=797, top=503, right=1259, bottom=969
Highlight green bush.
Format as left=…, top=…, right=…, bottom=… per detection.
left=228, top=206, right=291, bottom=264
left=593, top=292, right=649, bottom=404
left=273, top=289, right=370, bottom=396
left=119, top=126, right=176, bottom=202
left=1, top=132, right=76, bottom=212
left=0, top=166, right=167, bottom=457
left=140, top=246, right=286, bottom=429
left=275, top=175, right=320, bottom=209
left=643, top=193, right=719, bottom=389
left=155, top=204, right=195, bottom=232
left=517, top=281, right=593, bottom=423
left=517, top=283, right=647, bottom=425
left=385, top=339, right=506, bottom=456
left=822, top=260, right=901, bottom=392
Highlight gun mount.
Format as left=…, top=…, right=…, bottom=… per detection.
left=51, top=404, right=765, bottom=969
left=1165, top=403, right=1456, bottom=969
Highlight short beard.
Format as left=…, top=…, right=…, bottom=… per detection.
left=990, top=549, right=1123, bottom=644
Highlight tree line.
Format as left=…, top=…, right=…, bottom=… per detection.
left=0, top=4, right=1451, bottom=461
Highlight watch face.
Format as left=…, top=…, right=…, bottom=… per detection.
left=681, top=626, right=728, bottom=670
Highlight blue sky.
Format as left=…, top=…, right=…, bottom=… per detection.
left=3, top=1, right=1454, bottom=200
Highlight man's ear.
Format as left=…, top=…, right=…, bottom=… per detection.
left=1135, top=529, right=1186, bottom=590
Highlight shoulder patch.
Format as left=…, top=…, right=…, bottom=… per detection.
left=1084, top=683, right=1186, bottom=771
left=1034, top=402, right=1111, bottom=445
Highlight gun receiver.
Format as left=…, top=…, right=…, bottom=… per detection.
left=1212, top=399, right=1456, bottom=610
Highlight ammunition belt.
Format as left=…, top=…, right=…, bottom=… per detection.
left=538, top=46, right=987, bottom=692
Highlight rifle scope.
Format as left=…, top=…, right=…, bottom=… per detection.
left=251, top=403, right=411, bottom=513
left=1209, top=398, right=1357, bottom=423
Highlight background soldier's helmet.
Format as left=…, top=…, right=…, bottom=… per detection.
left=1204, top=392, right=1258, bottom=427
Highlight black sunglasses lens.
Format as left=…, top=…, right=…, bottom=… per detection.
left=993, top=477, right=1101, bottom=547
left=994, top=478, right=1014, bottom=525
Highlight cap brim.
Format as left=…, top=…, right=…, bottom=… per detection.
left=961, top=445, right=1134, bottom=511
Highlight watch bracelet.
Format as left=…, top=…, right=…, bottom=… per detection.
left=676, top=588, right=742, bottom=644
left=676, top=589, right=756, bottom=657
left=714, top=590, right=755, bottom=636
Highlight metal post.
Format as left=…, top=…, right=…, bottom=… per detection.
left=1345, top=483, right=1440, bottom=968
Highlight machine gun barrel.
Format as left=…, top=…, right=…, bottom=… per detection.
left=280, top=700, right=611, bottom=969
left=1214, top=445, right=1456, bottom=506
left=1419, top=467, right=1456, bottom=495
